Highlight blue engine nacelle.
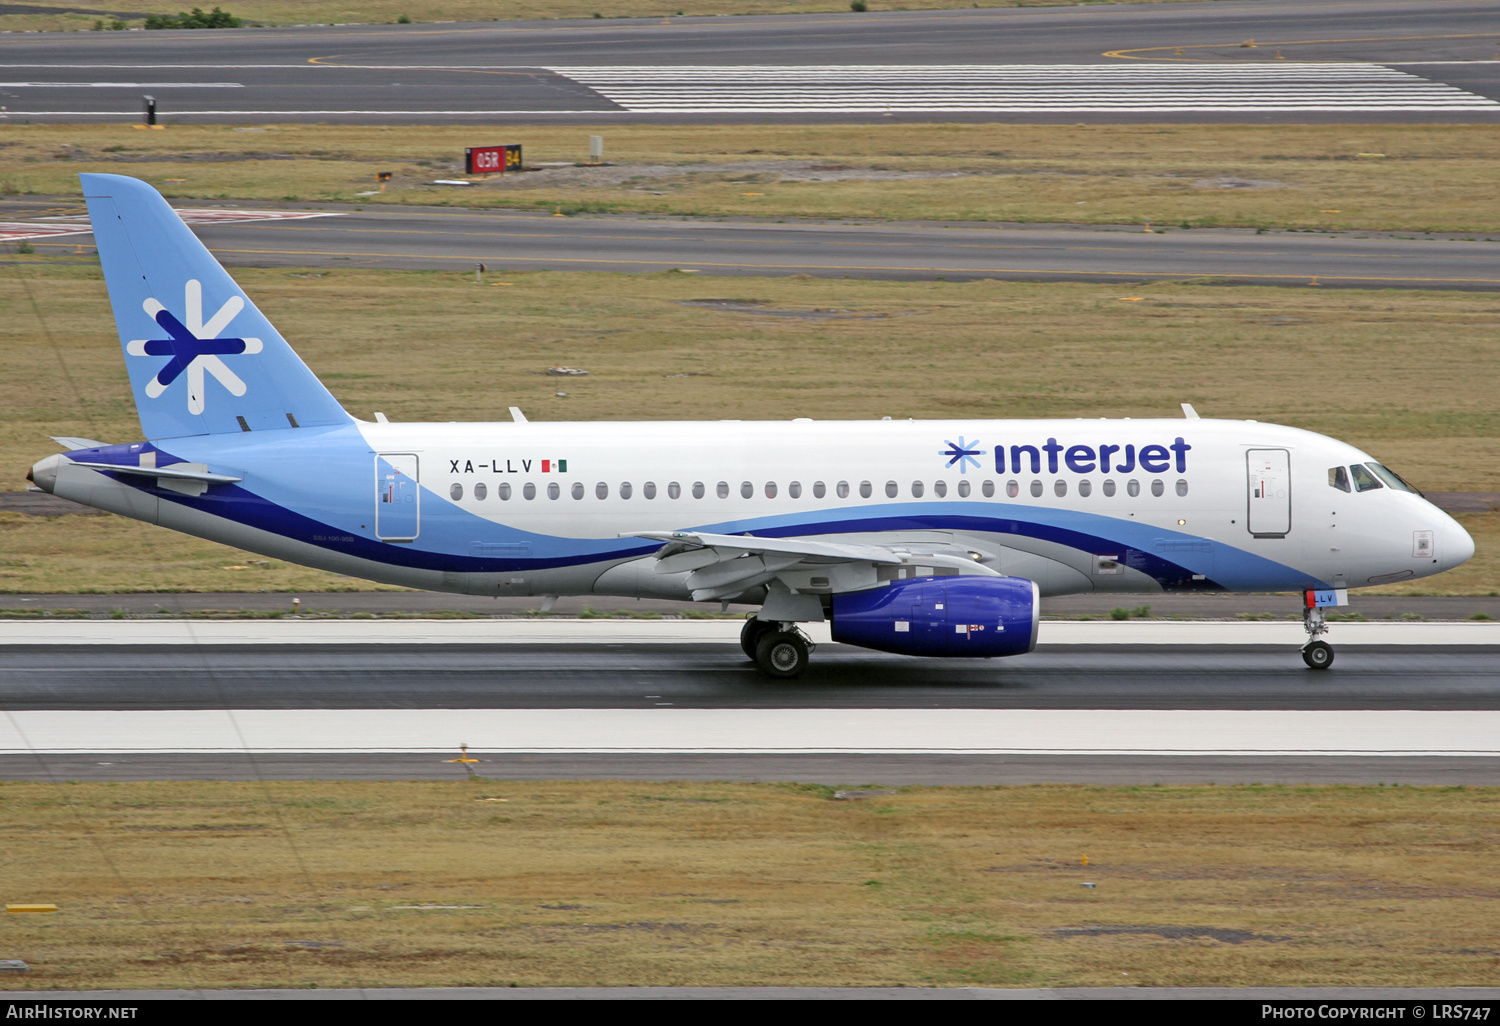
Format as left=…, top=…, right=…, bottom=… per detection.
left=830, top=576, right=1039, bottom=658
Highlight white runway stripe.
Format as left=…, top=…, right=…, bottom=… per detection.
left=550, top=63, right=1500, bottom=112
left=5, top=708, right=1499, bottom=756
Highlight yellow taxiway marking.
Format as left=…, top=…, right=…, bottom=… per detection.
left=204, top=222, right=1455, bottom=263
left=196, top=246, right=1500, bottom=286
left=1106, top=32, right=1498, bottom=62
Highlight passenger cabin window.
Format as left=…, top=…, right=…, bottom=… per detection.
left=789, top=481, right=802, bottom=499
left=523, top=482, right=536, bottom=500
left=859, top=481, right=872, bottom=498
left=717, top=481, right=729, bottom=499
left=911, top=480, right=924, bottom=498
left=572, top=482, right=585, bottom=500
left=1367, top=462, right=1419, bottom=493
left=1102, top=480, right=1116, bottom=497
left=1127, top=479, right=1141, bottom=497
left=765, top=481, right=777, bottom=499
left=1005, top=481, right=1017, bottom=498
left=933, top=481, right=946, bottom=498
left=1030, top=480, right=1043, bottom=498
left=620, top=482, right=633, bottom=500
left=886, top=481, right=898, bottom=498
left=1176, top=479, right=1189, bottom=497
left=982, top=480, right=994, bottom=498
left=1329, top=466, right=1351, bottom=492
left=740, top=481, right=753, bottom=499
left=668, top=482, right=681, bottom=499
left=498, top=482, right=512, bottom=501
left=1054, top=480, right=1067, bottom=497
left=956, top=480, right=969, bottom=498
left=813, top=481, right=826, bottom=499
left=547, top=482, right=560, bottom=500
left=1350, top=464, right=1383, bottom=492
left=1151, top=479, right=1164, bottom=497
left=596, top=482, right=609, bottom=499
left=643, top=481, right=656, bottom=499
left=1078, top=479, right=1091, bottom=497
left=692, top=481, right=704, bottom=499
left=837, top=481, right=850, bottom=498
left=474, top=482, right=487, bottom=501
left=450, top=483, right=463, bottom=500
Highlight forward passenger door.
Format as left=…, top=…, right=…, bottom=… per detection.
left=1246, top=449, right=1291, bottom=538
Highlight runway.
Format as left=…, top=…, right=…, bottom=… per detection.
left=2, top=620, right=1497, bottom=783
left=13, top=202, right=1500, bottom=290
left=1, top=619, right=1497, bottom=711
left=3, top=0, right=1500, bottom=123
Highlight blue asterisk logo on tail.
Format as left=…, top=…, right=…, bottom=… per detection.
left=941, top=436, right=985, bottom=474
left=126, top=280, right=262, bottom=415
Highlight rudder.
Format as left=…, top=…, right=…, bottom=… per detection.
left=81, top=173, right=351, bottom=439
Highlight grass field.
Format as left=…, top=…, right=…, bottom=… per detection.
left=3, top=259, right=1496, bottom=594
left=1, top=780, right=1497, bottom=990
left=9, top=124, right=1500, bottom=233
left=0, top=0, right=1237, bottom=33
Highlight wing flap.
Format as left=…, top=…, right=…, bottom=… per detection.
left=626, top=529, right=998, bottom=603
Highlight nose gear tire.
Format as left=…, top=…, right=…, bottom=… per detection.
left=1302, top=640, right=1334, bottom=670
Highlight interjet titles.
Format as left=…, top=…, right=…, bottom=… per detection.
left=995, top=437, right=1191, bottom=476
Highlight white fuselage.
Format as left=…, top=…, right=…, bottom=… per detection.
left=35, top=416, right=1472, bottom=604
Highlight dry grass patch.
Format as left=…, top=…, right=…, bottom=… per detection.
left=3, top=261, right=1496, bottom=593
left=1, top=780, right=1497, bottom=990
left=8, top=123, right=1500, bottom=232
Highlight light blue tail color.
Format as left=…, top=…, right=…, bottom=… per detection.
left=81, top=173, right=351, bottom=439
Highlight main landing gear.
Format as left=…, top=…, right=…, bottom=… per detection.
left=1301, top=603, right=1334, bottom=670
left=741, top=615, right=814, bottom=679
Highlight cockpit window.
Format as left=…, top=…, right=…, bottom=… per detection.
left=1328, top=466, right=1350, bottom=493
left=1366, top=462, right=1421, bottom=494
left=1349, top=464, right=1383, bottom=492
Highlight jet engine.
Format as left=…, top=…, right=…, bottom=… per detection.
left=830, top=576, right=1039, bottom=658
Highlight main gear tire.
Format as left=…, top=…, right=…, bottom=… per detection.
left=740, top=616, right=775, bottom=660
left=755, top=630, right=809, bottom=679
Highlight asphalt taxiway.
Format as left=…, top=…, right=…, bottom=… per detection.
left=3, top=0, right=1500, bottom=123
left=12, top=202, right=1500, bottom=291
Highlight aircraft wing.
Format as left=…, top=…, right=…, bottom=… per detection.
left=628, top=530, right=906, bottom=566
left=623, top=529, right=995, bottom=606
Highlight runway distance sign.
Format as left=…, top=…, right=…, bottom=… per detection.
left=465, top=144, right=522, bottom=175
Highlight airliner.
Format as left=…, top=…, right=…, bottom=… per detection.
left=27, top=175, right=1475, bottom=675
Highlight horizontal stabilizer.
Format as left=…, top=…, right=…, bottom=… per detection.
left=51, top=436, right=109, bottom=451
left=68, top=461, right=242, bottom=485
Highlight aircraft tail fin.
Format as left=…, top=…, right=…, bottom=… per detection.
left=80, top=173, right=352, bottom=439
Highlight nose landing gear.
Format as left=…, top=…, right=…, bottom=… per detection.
left=1302, top=639, right=1334, bottom=669
left=1301, top=602, right=1334, bottom=670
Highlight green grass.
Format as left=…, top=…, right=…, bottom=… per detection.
left=4, top=260, right=1497, bottom=593
left=9, top=123, right=1500, bottom=233
left=2, top=780, right=1498, bottom=991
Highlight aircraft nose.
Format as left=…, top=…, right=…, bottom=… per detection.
left=1443, top=514, right=1476, bottom=570
left=28, top=453, right=60, bottom=494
